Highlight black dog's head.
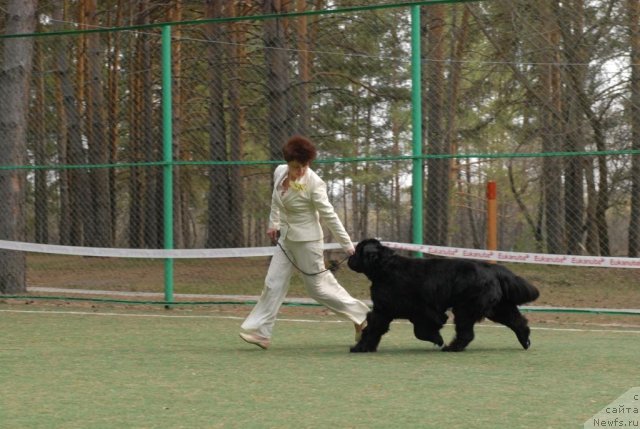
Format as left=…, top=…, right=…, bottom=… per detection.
left=348, top=238, right=395, bottom=276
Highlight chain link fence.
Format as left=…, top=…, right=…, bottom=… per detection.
left=1, top=0, right=639, bottom=297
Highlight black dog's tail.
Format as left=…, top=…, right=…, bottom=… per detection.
left=494, top=265, right=540, bottom=305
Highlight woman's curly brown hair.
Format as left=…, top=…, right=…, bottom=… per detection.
left=282, top=135, right=317, bottom=164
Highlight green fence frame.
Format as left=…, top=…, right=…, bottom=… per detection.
left=161, top=25, right=175, bottom=303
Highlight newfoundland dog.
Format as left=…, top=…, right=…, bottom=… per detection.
left=348, top=239, right=540, bottom=352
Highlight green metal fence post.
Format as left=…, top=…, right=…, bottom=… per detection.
left=411, top=5, right=423, bottom=245
left=161, top=25, right=175, bottom=305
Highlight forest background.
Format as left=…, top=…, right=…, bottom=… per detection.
left=1, top=0, right=639, bottom=294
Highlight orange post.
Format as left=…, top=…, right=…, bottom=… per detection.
left=486, top=181, right=497, bottom=253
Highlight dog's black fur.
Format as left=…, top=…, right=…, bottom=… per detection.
left=348, top=239, right=540, bottom=352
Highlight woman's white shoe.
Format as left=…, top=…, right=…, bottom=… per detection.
left=239, top=332, right=271, bottom=350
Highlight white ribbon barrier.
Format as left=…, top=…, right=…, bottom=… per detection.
left=381, top=241, right=640, bottom=269
left=0, top=239, right=638, bottom=268
left=0, top=239, right=341, bottom=259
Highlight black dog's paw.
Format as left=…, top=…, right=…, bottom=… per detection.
left=413, top=324, right=444, bottom=346
left=420, top=333, right=444, bottom=347
left=441, top=344, right=465, bottom=352
left=350, top=343, right=377, bottom=353
left=517, top=328, right=531, bottom=350
left=431, top=334, right=444, bottom=347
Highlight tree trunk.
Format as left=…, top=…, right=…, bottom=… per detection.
left=296, top=0, right=311, bottom=135
left=584, top=158, right=600, bottom=254
left=350, top=110, right=360, bottom=238
left=0, top=0, right=37, bottom=293
left=560, top=0, right=587, bottom=255
left=107, top=0, right=123, bottom=244
left=445, top=5, right=469, bottom=187
left=629, top=0, right=640, bottom=257
left=389, top=85, right=404, bottom=240
left=465, top=162, right=481, bottom=249
left=263, top=0, right=292, bottom=162
left=205, top=0, right=234, bottom=248
left=422, top=5, right=449, bottom=246
left=141, top=15, right=160, bottom=250
left=34, top=37, right=49, bottom=244
left=592, top=121, right=610, bottom=257
left=360, top=106, right=373, bottom=237
left=536, top=1, right=565, bottom=254
left=128, top=0, right=153, bottom=248
left=228, top=1, right=245, bottom=247
left=85, top=0, right=111, bottom=247
left=70, top=0, right=88, bottom=246
left=52, top=0, right=71, bottom=245
left=508, top=158, right=544, bottom=253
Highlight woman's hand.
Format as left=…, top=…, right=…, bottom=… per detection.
left=267, top=228, right=280, bottom=244
left=346, top=246, right=355, bottom=256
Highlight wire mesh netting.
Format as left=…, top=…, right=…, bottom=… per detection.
left=1, top=0, right=639, bottom=298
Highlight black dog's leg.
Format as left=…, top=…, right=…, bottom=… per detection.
left=488, top=303, right=531, bottom=350
left=442, top=307, right=476, bottom=352
left=412, top=320, right=444, bottom=347
left=350, top=310, right=392, bottom=353
left=411, top=311, right=446, bottom=347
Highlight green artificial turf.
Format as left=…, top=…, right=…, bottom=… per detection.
left=1, top=305, right=638, bottom=428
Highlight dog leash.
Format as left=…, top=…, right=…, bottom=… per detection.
left=275, top=241, right=349, bottom=276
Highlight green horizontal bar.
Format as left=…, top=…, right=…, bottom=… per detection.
left=521, top=307, right=640, bottom=316
left=2, top=149, right=640, bottom=171
left=319, top=149, right=640, bottom=163
left=0, top=0, right=479, bottom=39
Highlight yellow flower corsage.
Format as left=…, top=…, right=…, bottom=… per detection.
left=290, top=181, right=307, bottom=192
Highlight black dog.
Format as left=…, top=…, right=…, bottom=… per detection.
left=348, top=239, right=540, bottom=352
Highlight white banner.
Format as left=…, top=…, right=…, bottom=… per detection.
left=381, top=241, right=640, bottom=269
left=0, top=239, right=638, bottom=268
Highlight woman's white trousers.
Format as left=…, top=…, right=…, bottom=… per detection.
left=240, top=239, right=370, bottom=339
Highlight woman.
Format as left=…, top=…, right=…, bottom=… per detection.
left=239, top=135, right=369, bottom=349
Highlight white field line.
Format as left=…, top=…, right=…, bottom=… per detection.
left=2, top=308, right=640, bottom=334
